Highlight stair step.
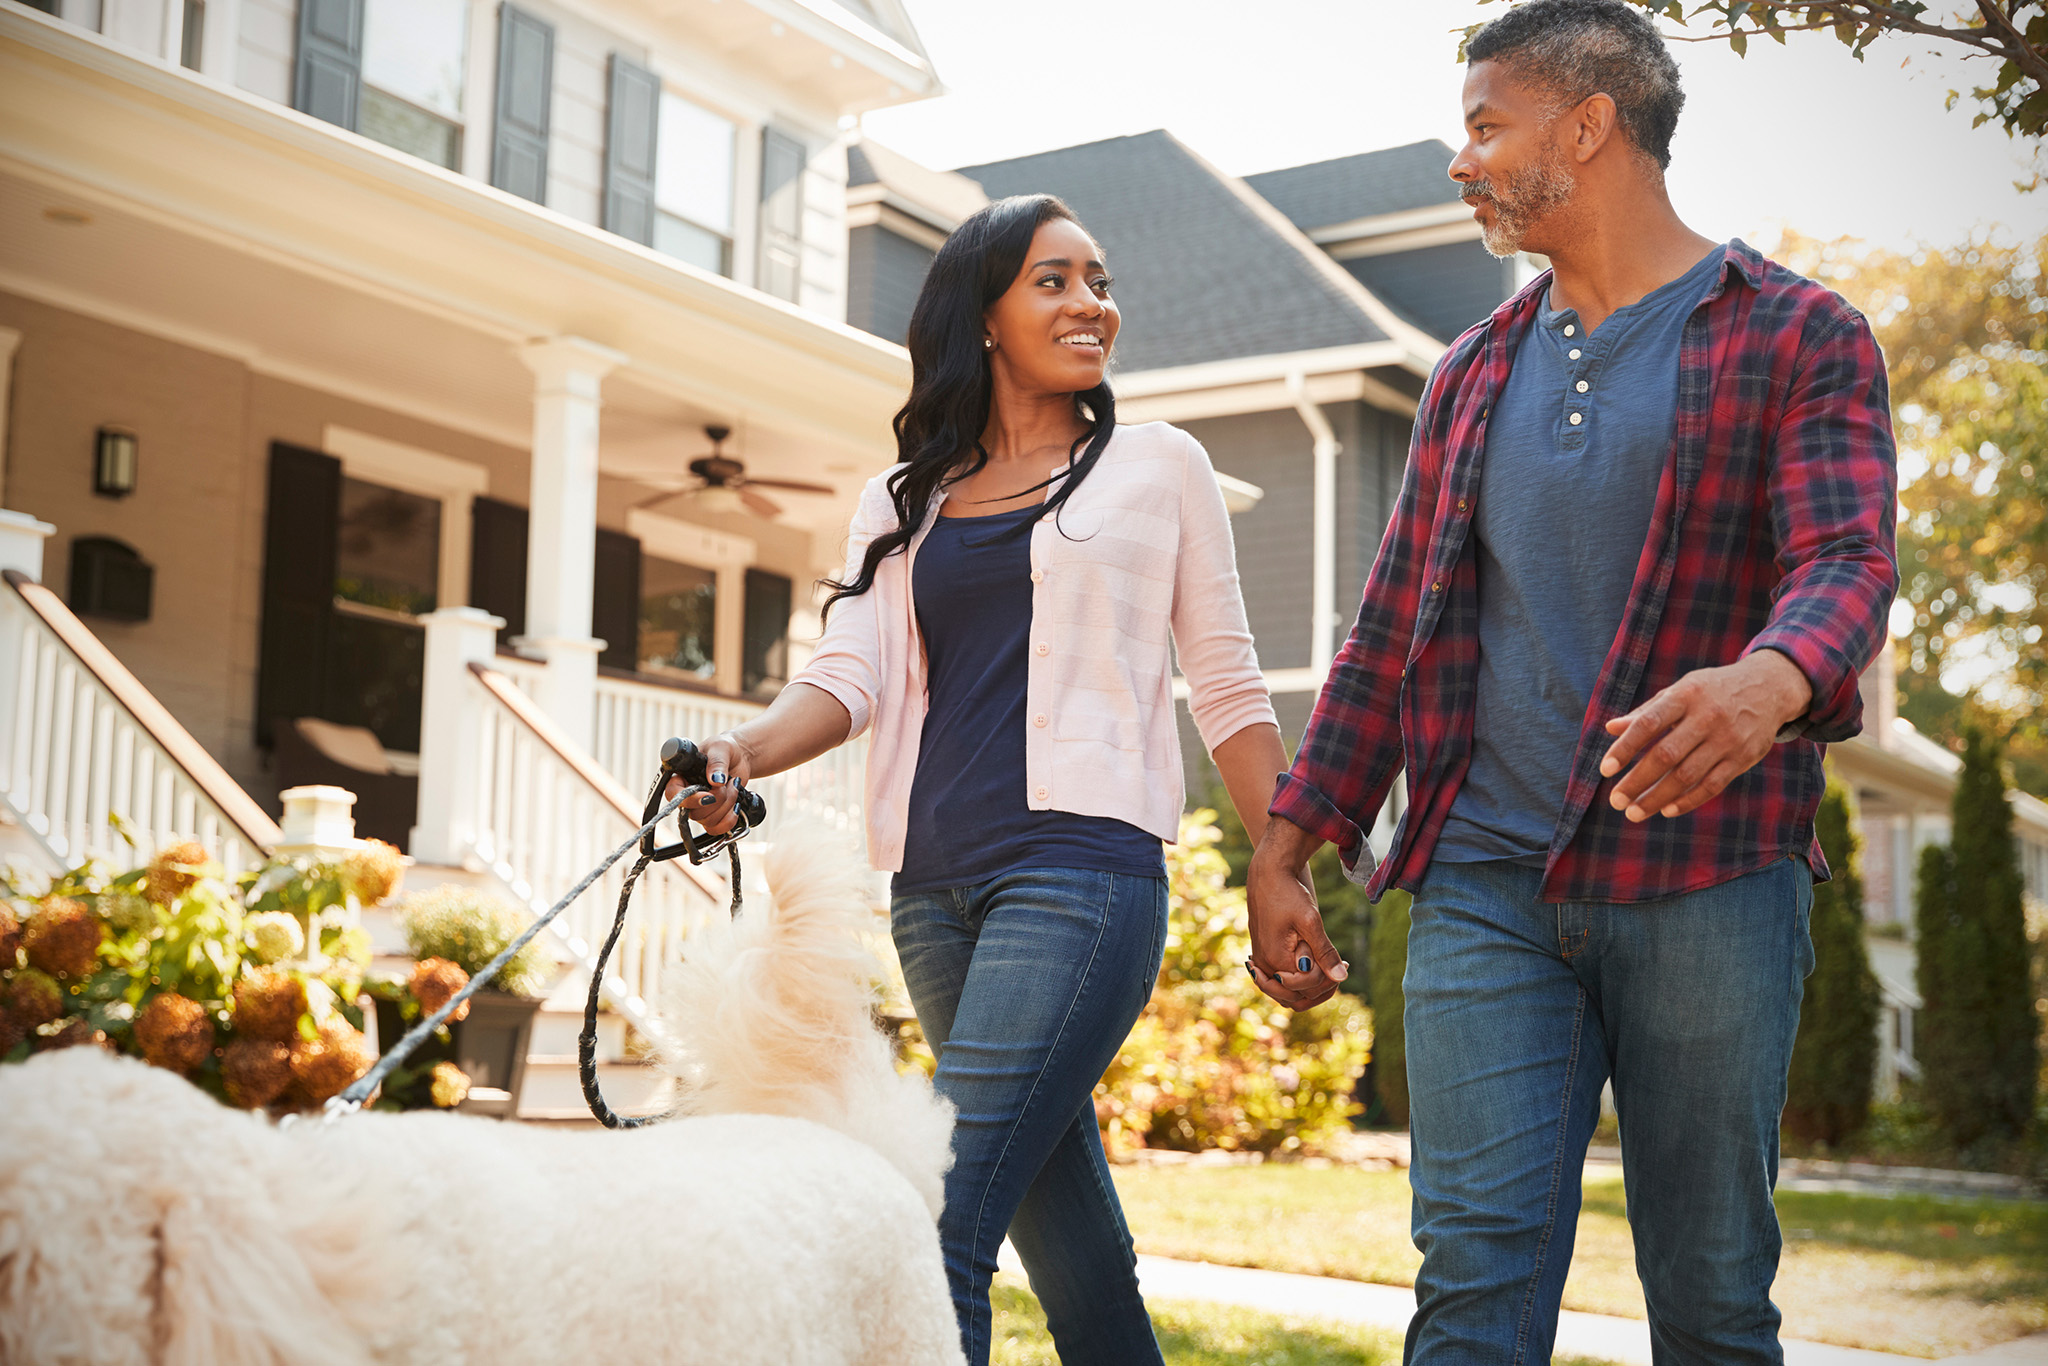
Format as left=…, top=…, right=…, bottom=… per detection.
left=516, top=1055, right=672, bottom=1116
left=530, top=1008, right=626, bottom=1060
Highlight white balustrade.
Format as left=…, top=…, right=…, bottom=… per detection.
left=0, top=571, right=279, bottom=875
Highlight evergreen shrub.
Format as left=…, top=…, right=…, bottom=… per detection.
left=1784, top=782, right=1880, bottom=1145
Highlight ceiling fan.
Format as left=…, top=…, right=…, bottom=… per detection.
left=633, top=425, right=835, bottom=519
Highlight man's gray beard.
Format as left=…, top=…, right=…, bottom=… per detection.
left=1473, top=148, right=1576, bottom=259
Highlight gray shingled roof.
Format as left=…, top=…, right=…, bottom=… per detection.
left=1244, top=141, right=1461, bottom=232
left=954, top=131, right=1389, bottom=373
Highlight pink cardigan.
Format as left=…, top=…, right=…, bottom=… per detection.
left=793, top=421, right=1277, bottom=872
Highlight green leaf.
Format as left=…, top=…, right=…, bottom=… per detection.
left=1730, top=27, right=1748, bottom=54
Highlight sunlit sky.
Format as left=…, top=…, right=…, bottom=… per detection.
left=862, top=0, right=2046, bottom=252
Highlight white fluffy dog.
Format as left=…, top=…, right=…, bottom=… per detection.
left=0, top=838, right=963, bottom=1366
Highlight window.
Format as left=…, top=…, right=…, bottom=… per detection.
left=639, top=557, right=718, bottom=681
left=654, top=92, right=736, bottom=276
left=360, top=0, right=468, bottom=171
left=336, top=477, right=440, bottom=617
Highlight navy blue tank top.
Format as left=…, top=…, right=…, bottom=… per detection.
left=893, top=503, right=1165, bottom=894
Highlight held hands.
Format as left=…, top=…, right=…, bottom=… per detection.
left=1244, top=822, right=1349, bottom=1010
left=667, top=733, right=754, bottom=836
left=1600, top=649, right=1813, bottom=822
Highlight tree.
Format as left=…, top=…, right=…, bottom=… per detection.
left=1780, top=231, right=2048, bottom=797
left=1466, top=3, right=2047, bottom=178
left=1367, top=892, right=1413, bottom=1128
left=1784, top=783, right=1882, bottom=1145
left=1914, top=728, right=2038, bottom=1150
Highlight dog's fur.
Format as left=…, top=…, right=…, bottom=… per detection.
left=0, top=838, right=963, bottom=1366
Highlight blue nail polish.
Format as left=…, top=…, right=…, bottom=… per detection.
left=1297, top=954, right=1313, bottom=973
left=709, top=771, right=726, bottom=786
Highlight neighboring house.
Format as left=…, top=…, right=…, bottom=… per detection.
left=0, top=0, right=938, bottom=813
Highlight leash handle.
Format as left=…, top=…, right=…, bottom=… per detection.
left=640, top=737, right=766, bottom=865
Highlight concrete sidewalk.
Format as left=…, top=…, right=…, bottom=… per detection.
left=997, top=1243, right=2048, bottom=1365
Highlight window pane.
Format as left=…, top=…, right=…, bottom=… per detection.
left=654, top=212, right=731, bottom=276
left=363, top=0, right=467, bottom=117
left=656, top=93, right=735, bottom=235
left=360, top=87, right=462, bottom=169
left=337, top=477, right=440, bottom=615
left=640, top=558, right=717, bottom=680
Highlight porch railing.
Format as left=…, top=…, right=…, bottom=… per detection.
left=589, top=671, right=865, bottom=841
left=0, top=569, right=280, bottom=874
left=464, top=661, right=731, bottom=1029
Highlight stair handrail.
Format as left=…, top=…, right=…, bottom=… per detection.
left=1, top=568, right=281, bottom=868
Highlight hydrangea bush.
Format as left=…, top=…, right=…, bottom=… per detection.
left=0, top=837, right=407, bottom=1112
left=1093, top=813, right=1371, bottom=1158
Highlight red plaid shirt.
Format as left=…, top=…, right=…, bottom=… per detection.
left=1272, top=241, right=1898, bottom=904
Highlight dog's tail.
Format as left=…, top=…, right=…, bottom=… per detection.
left=656, top=833, right=954, bottom=1217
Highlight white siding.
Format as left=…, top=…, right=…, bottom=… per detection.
left=237, top=0, right=295, bottom=106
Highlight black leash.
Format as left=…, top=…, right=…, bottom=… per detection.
left=578, top=738, right=765, bottom=1130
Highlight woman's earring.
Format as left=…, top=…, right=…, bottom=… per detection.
left=983, top=338, right=993, bottom=350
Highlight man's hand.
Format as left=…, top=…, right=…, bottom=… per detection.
left=1600, top=650, right=1814, bottom=822
left=1245, top=818, right=1349, bottom=1010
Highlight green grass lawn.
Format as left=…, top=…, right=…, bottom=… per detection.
left=989, top=1277, right=1621, bottom=1366
left=1110, top=1164, right=2048, bottom=1360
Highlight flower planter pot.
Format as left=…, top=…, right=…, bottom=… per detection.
left=372, top=990, right=543, bottom=1120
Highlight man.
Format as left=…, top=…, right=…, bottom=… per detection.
left=1243, top=1, right=1897, bottom=1361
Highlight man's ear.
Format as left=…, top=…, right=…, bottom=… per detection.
left=1570, top=92, right=1619, bottom=163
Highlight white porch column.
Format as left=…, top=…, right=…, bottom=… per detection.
left=0, top=509, right=55, bottom=581
left=409, top=606, right=505, bottom=867
left=0, top=510, right=56, bottom=791
left=515, top=337, right=625, bottom=750
left=1288, top=371, right=1342, bottom=677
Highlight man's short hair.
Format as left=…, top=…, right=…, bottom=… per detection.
left=1465, top=0, right=1685, bottom=170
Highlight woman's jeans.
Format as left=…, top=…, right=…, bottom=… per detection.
left=1403, top=856, right=1814, bottom=1366
left=891, top=868, right=1169, bottom=1366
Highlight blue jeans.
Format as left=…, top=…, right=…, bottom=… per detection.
left=1403, top=856, right=1814, bottom=1366
left=891, top=868, right=1169, bottom=1366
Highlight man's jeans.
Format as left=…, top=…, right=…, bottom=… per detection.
left=1404, top=856, right=1814, bottom=1366
left=892, top=868, right=1169, bottom=1366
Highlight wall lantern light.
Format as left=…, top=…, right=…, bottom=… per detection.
left=94, top=427, right=138, bottom=498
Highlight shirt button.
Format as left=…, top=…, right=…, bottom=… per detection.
left=1575, top=380, right=1589, bottom=393
left=1034, top=786, right=1048, bottom=801
left=1035, top=642, right=1049, bottom=656
left=1457, top=499, right=1468, bottom=512
left=1563, top=324, right=1576, bottom=337
left=1033, top=713, right=1048, bottom=727
left=1029, top=570, right=1044, bottom=583
left=1432, top=581, right=1443, bottom=592
left=1569, top=349, right=1582, bottom=360
left=1569, top=412, right=1584, bottom=426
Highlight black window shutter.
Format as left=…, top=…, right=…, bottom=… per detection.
left=469, top=496, right=529, bottom=648
left=493, top=5, right=555, bottom=204
left=603, top=55, right=661, bottom=246
left=759, top=128, right=805, bottom=302
left=293, top=0, right=364, bottom=131
left=742, top=568, right=791, bottom=694
left=257, top=443, right=342, bottom=747
left=592, top=527, right=642, bottom=672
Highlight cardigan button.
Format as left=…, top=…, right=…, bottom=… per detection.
left=1035, top=642, right=1049, bottom=656
left=1033, top=713, right=1048, bottom=727
left=1034, top=786, right=1048, bottom=801
left=1030, top=570, right=1044, bottom=584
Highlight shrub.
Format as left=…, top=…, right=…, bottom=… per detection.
left=396, top=885, right=554, bottom=998
left=1784, top=782, right=1880, bottom=1146
left=1094, top=814, right=1370, bottom=1158
left=1916, top=728, right=2038, bottom=1149
left=1366, top=890, right=1412, bottom=1128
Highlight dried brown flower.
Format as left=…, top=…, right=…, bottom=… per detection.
left=287, top=1020, right=373, bottom=1102
left=38, top=1017, right=110, bottom=1052
left=5, top=969, right=63, bottom=1027
left=231, top=970, right=308, bottom=1043
left=221, top=1037, right=294, bottom=1109
left=0, top=1011, right=27, bottom=1058
left=144, top=840, right=210, bottom=907
left=429, top=1061, right=470, bottom=1108
left=133, top=993, right=213, bottom=1073
left=409, top=957, right=471, bottom=1023
left=0, top=904, right=21, bottom=969
left=24, top=898, right=105, bottom=979
left=342, top=840, right=405, bottom=905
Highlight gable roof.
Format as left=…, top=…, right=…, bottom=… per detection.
left=1244, top=140, right=1461, bottom=232
left=955, top=130, right=1432, bottom=374
left=848, top=137, right=988, bottom=230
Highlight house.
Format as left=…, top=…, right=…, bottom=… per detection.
left=0, top=0, right=940, bottom=1115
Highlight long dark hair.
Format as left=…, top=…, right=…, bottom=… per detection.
left=821, top=194, right=1115, bottom=620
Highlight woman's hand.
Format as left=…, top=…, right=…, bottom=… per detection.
left=667, top=733, right=753, bottom=836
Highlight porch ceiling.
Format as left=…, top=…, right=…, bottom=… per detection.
left=0, top=12, right=908, bottom=542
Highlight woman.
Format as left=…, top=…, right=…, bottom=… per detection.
left=683, top=194, right=1286, bottom=1365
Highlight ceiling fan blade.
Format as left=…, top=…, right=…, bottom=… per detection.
left=741, top=477, right=837, bottom=496
left=631, top=485, right=697, bottom=511
left=740, top=488, right=784, bottom=519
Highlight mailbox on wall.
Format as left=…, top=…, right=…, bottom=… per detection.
left=69, top=537, right=154, bottom=623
